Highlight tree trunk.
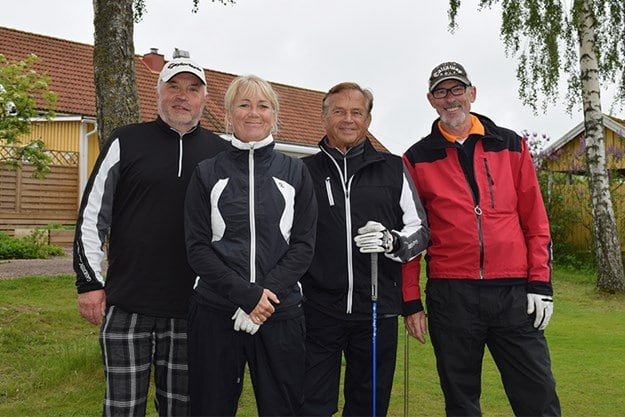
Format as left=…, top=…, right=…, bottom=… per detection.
left=577, top=0, right=625, bottom=291
left=93, top=0, right=140, bottom=148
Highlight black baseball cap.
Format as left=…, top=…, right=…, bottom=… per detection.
left=429, top=62, right=471, bottom=92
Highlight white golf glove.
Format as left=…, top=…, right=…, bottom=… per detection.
left=354, top=221, right=395, bottom=254
left=527, top=293, right=554, bottom=331
left=231, top=307, right=260, bottom=335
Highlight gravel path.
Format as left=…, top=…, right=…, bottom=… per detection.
left=0, top=250, right=74, bottom=278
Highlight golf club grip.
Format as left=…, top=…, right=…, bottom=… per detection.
left=371, top=252, right=378, bottom=301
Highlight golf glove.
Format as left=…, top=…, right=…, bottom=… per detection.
left=232, top=307, right=260, bottom=335
left=527, top=293, right=554, bottom=330
left=354, top=221, right=395, bottom=254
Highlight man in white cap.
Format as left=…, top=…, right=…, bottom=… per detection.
left=403, top=61, right=560, bottom=416
left=73, top=53, right=229, bottom=416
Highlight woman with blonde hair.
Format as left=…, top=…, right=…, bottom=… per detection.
left=184, top=75, right=318, bottom=416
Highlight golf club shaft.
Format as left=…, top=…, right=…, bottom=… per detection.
left=404, top=328, right=409, bottom=417
left=371, top=252, right=378, bottom=416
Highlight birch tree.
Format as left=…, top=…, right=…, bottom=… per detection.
left=448, top=0, right=625, bottom=291
left=92, top=0, right=234, bottom=148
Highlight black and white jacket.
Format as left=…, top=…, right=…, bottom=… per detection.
left=73, top=117, right=230, bottom=318
left=184, top=134, right=318, bottom=319
left=301, top=137, right=429, bottom=320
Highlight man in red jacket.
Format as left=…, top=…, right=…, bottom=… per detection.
left=403, top=61, right=560, bottom=417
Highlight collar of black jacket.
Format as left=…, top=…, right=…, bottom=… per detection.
left=320, top=136, right=376, bottom=160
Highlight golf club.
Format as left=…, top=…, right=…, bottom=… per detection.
left=371, top=252, right=378, bottom=416
left=404, top=328, right=409, bottom=417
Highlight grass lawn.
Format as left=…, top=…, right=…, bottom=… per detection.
left=0, top=268, right=624, bottom=416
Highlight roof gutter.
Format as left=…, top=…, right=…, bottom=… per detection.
left=274, top=141, right=319, bottom=157
left=79, top=117, right=98, bottom=200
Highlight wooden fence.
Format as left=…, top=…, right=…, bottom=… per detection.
left=0, top=146, right=79, bottom=238
left=550, top=182, right=625, bottom=252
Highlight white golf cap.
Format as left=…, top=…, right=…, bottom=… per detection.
left=159, top=57, right=206, bottom=85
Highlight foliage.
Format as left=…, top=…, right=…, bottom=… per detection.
left=448, top=0, right=625, bottom=115
left=132, top=0, right=235, bottom=21
left=0, top=54, right=57, bottom=178
left=526, top=132, right=587, bottom=268
left=526, top=129, right=625, bottom=272
left=0, top=231, right=64, bottom=260
left=1, top=271, right=624, bottom=416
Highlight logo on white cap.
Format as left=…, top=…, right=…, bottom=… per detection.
left=159, top=58, right=206, bottom=85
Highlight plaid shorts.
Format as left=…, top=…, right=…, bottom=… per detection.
left=99, top=305, right=189, bottom=416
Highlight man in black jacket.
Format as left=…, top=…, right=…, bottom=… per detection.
left=300, top=82, right=429, bottom=416
left=73, top=55, right=229, bottom=416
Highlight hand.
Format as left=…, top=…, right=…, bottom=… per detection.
left=232, top=308, right=260, bottom=335
left=354, top=221, right=395, bottom=253
left=78, top=289, right=106, bottom=326
left=404, top=311, right=427, bottom=344
left=527, top=293, right=554, bottom=330
left=249, top=289, right=279, bottom=324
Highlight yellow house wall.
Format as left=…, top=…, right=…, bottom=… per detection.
left=27, top=120, right=81, bottom=152
left=532, top=125, right=625, bottom=253
left=87, top=132, right=100, bottom=172
left=543, top=127, right=625, bottom=172
left=13, top=119, right=100, bottom=174
left=554, top=183, right=625, bottom=252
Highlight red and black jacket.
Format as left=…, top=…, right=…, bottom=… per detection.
left=403, top=113, right=553, bottom=301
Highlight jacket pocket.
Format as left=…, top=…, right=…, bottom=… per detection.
left=325, top=176, right=335, bottom=206
left=483, top=158, right=495, bottom=209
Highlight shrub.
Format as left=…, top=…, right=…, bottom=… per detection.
left=0, top=230, right=64, bottom=260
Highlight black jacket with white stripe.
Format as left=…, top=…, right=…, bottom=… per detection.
left=301, top=137, right=429, bottom=321
left=73, top=117, right=230, bottom=318
left=184, top=134, right=318, bottom=319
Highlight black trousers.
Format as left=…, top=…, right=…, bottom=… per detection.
left=300, top=304, right=398, bottom=417
left=188, top=296, right=306, bottom=417
left=426, top=280, right=561, bottom=417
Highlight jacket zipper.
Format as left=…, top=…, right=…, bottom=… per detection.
left=248, top=144, right=256, bottom=283
left=458, top=144, right=485, bottom=279
left=177, top=137, right=184, bottom=178
left=321, top=147, right=355, bottom=313
left=344, top=176, right=354, bottom=313
left=475, top=205, right=484, bottom=279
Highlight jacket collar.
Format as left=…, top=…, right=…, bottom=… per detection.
left=318, top=136, right=385, bottom=161
left=156, top=115, right=200, bottom=137
left=228, top=133, right=274, bottom=151
left=428, top=112, right=504, bottom=149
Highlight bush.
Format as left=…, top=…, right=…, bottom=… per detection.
left=0, top=230, right=64, bottom=260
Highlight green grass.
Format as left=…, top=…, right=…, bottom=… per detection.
left=0, top=268, right=624, bottom=416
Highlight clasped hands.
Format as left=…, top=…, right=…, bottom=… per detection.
left=232, top=288, right=279, bottom=335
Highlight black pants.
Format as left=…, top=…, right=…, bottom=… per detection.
left=300, top=304, right=398, bottom=417
left=188, top=295, right=306, bottom=417
left=426, top=280, right=561, bottom=417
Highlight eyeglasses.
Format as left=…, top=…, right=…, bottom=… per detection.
left=431, top=84, right=467, bottom=99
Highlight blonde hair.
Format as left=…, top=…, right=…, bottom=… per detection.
left=224, top=75, right=279, bottom=134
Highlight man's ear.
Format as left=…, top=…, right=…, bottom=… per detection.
left=468, top=86, right=477, bottom=103
left=426, top=92, right=436, bottom=108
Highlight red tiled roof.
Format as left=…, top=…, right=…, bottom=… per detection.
left=0, top=26, right=387, bottom=152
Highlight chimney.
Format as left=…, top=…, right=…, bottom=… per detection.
left=143, top=48, right=165, bottom=72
